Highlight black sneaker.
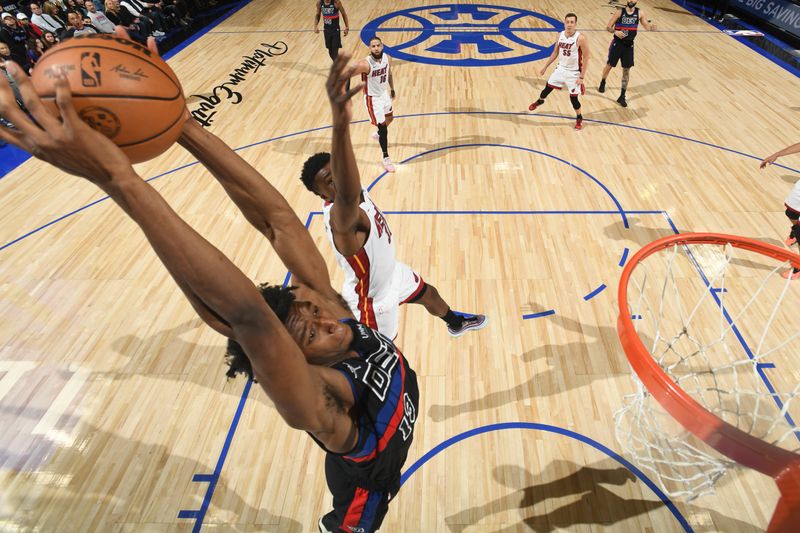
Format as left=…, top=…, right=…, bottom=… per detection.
left=447, top=313, right=489, bottom=337
left=617, top=95, right=628, bottom=107
left=598, top=79, right=606, bottom=93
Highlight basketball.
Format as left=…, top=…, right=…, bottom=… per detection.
left=30, top=34, right=186, bottom=164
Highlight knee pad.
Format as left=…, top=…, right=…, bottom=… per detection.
left=570, top=95, right=581, bottom=110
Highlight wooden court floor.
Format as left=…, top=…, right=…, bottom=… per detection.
left=1, top=0, right=799, bottom=531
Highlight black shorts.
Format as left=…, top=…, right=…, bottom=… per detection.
left=319, top=455, right=396, bottom=533
left=324, top=29, right=342, bottom=51
left=607, top=40, right=634, bottom=68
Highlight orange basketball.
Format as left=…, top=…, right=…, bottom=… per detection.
left=31, top=34, right=186, bottom=164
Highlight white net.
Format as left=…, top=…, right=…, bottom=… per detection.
left=615, top=239, right=800, bottom=501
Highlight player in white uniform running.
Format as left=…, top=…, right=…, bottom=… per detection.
left=528, top=13, right=590, bottom=130
left=300, top=59, right=488, bottom=340
left=760, top=141, right=800, bottom=279
left=351, top=36, right=397, bottom=173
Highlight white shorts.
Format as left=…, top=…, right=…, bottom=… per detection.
left=547, top=66, right=584, bottom=96
left=364, top=92, right=393, bottom=126
left=345, top=261, right=424, bottom=340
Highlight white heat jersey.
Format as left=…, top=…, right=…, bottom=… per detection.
left=556, top=30, right=582, bottom=71
left=362, top=53, right=390, bottom=97
left=323, top=189, right=396, bottom=330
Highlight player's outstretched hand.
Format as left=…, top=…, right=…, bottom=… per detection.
left=326, top=51, right=364, bottom=123
left=0, top=62, right=132, bottom=183
left=114, top=26, right=158, bottom=56
left=760, top=154, right=778, bottom=169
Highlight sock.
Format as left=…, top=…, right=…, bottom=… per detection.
left=378, top=126, right=389, bottom=158
left=620, top=88, right=626, bottom=98
left=442, top=309, right=464, bottom=329
left=576, top=114, right=583, bottom=121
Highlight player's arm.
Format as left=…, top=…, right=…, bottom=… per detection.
left=327, top=53, right=367, bottom=250
left=639, top=11, right=657, bottom=31
left=578, top=33, right=589, bottom=82
left=388, top=67, right=395, bottom=99
left=178, top=117, right=338, bottom=299
left=336, top=1, right=349, bottom=36
left=313, top=0, right=321, bottom=32
left=761, top=142, right=800, bottom=168
left=607, top=9, right=623, bottom=38
left=0, top=65, right=355, bottom=445
left=539, top=42, right=559, bottom=74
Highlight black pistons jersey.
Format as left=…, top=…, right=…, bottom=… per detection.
left=312, top=319, right=419, bottom=493
left=614, top=7, right=640, bottom=44
left=321, top=0, right=340, bottom=31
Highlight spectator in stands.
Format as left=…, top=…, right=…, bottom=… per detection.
left=16, top=12, right=44, bottom=39
left=0, top=12, right=29, bottom=69
left=41, top=29, right=58, bottom=48
left=120, top=0, right=168, bottom=33
left=84, top=0, right=114, bottom=32
left=104, top=0, right=153, bottom=40
left=30, top=2, right=65, bottom=34
left=64, top=8, right=98, bottom=37
left=26, top=36, right=44, bottom=65
left=65, top=0, right=87, bottom=17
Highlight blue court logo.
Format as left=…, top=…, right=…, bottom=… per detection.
left=360, top=4, right=562, bottom=67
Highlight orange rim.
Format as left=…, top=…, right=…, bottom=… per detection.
left=617, top=233, right=800, bottom=532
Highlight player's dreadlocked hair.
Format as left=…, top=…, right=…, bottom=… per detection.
left=299, top=152, right=331, bottom=193
left=224, top=283, right=297, bottom=380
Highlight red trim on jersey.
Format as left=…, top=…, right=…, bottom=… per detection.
left=400, top=276, right=425, bottom=305
left=322, top=14, right=339, bottom=19
left=344, top=248, right=378, bottom=329
left=546, top=83, right=561, bottom=90
left=345, top=351, right=408, bottom=463
left=615, top=25, right=638, bottom=30
left=365, top=95, right=378, bottom=126
left=341, top=487, right=370, bottom=531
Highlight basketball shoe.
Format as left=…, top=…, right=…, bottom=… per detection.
left=782, top=268, right=800, bottom=280
left=382, top=157, right=396, bottom=172
left=575, top=118, right=583, bottom=131
left=528, top=100, right=543, bottom=111
left=448, top=313, right=489, bottom=337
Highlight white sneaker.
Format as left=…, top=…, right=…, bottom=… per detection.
left=382, top=157, right=396, bottom=172
left=152, top=31, right=165, bottom=37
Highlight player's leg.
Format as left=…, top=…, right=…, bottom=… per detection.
left=782, top=208, right=800, bottom=279
left=599, top=41, right=619, bottom=93
left=617, top=47, right=634, bottom=107
left=566, top=71, right=584, bottom=130
left=395, top=263, right=488, bottom=337
left=320, top=456, right=389, bottom=533
left=529, top=68, right=563, bottom=111
left=324, top=29, right=340, bottom=61
left=377, top=95, right=394, bottom=171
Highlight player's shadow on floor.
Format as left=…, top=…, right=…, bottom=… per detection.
left=780, top=174, right=798, bottom=184
left=428, top=312, right=629, bottom=423
left=270, top=59, right=328, bottom=79
left=603, top=217, right=788, bottom=268
left=588, top=77, right=693, bottom=104
left=444, top=460, right=760, bottom=532
left=110, top=320, right=268, bottom=402
left=0, top=412, right=304, bottom=532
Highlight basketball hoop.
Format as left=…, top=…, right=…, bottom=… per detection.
left=615, top=233, right=800, bottom=532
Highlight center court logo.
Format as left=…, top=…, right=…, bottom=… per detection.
left=360, top=4, right=562, bottom=67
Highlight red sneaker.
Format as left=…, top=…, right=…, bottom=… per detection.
left=528, top=101, right=540, bottom=111
left=575, top=119, right=583, bottom=131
